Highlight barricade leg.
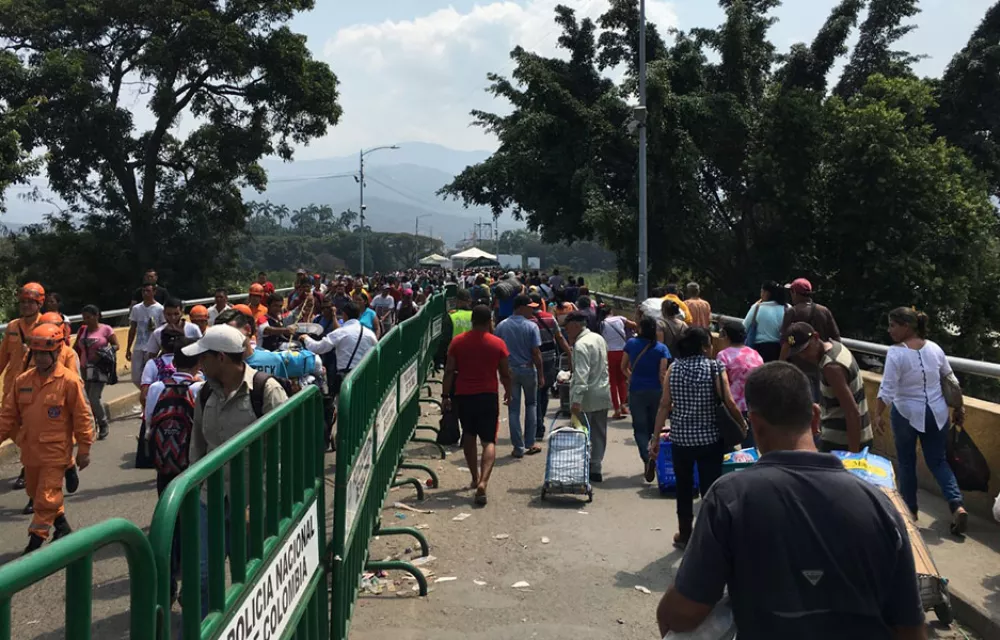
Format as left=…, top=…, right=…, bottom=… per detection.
left=419, top=397, right=442, bottom=411
left=391, top=477, right=424, bottom=501
left=374, top=523, right=430, bottom=557
left=399, top=461, right=439, bottom=488
left=409, top=436, right=447, bottom=459
left=366, top=560, right=428, bottom=596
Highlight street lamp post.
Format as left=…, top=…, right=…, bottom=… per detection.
left=415, top=214, right=430, bottom=236
left=358, top=144, right=400, bottom=272
left=637, top=0, right=649, bottom=300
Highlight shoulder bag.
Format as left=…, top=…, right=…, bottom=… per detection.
left=711, top=361, right=746, bottom=450
left=745, top=303, right=760, bottom=348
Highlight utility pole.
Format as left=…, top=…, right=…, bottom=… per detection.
left=357, top=144, right=400, bottom=273
left=415, top=213, right=430, bottom=237
left=637, top=0, right=649, bottom=300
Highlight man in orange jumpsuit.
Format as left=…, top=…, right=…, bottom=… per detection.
left=0, top=324, right=94, bottom=554
left=17, top=312, right=84, bottom=515
left=1, top=282, right=45, bottom=493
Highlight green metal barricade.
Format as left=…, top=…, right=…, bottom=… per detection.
left=330, top=293, right=448, bottom=640
left=148, top=385, right=328, bottom=640
left=0, top=518, right=157, bottom=640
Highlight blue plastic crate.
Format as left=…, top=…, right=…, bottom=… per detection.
left=656, top=436, right=699, bottom=494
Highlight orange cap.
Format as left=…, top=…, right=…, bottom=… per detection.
left=190, top=305, right=209, bottom=320
left=249, top=283, right=264, bottom=295
left=29, top=324, right=64, bottom=352
left=20, top=282, right=45, bottom=303
left=233, top=304, right=253, bottom=317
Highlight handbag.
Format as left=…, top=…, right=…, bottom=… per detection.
left=711, top=362, right=746, bottom=450
left=745, top=303, right=760, bottom=348
left=941, top=372, right=963, bottom=410
left=437, top=408, right=461, bottom=446
left=947, top=423, right=990, bottom=492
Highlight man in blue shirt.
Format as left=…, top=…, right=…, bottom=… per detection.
left=494, top=295, right=544, bottom=457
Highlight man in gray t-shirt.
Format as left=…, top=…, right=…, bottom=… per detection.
left=657, top=363, right=925, bottom=640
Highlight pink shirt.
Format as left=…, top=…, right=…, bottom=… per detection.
left=75, top=324, right=115, bottom=364
left=716, top=346, right=764, bottom=412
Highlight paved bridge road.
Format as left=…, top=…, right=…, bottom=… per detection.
left=0, top=399, right=993, bottom=639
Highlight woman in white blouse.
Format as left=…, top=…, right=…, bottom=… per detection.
left=874, top=307, right=967, bottom=535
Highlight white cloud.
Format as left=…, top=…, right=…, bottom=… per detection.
left=309, top=0, right=678, bottom=158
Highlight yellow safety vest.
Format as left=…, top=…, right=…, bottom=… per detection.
left=450, top=309, right=473, bottom=337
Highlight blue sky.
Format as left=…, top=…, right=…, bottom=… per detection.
left=290, top=0, right=997, bottom=159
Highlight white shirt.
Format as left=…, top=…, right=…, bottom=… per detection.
left=303, top=319, right=377, bottom=372
left=877, top=340, right=952, bottom=433
left=371, top=294, right=395, bottom=318
left=144, top=372, right=206, bottom=428
left=207, top=304, right=231, bottom=325
left=141, top=353, right=175, bottom=387
left=130, top=301, right=165, bottom=353
left=600, top=316, right=629, bottom=351
left=144, top=321, right=203, bottom=354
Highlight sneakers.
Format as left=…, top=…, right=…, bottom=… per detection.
left=22, top=499, right=33, bottom=515
left=65, top=466, right=80, bottom=494
left=643, top=458, right=657, bottom=483
left=97, top=424, right=109, bottom=440
left=589, top=472, right=603, bottom=483
left=950, top=506, right=969, bottom=536
left=23, top=534, right=45, bottom=555
left=53, top=515, right=73, bottom=541
left=12, top=468, right=25, bottom=490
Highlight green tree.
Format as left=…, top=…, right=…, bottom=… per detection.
left=441, top=0, right=1000, bottom=364
left=0, top=101, right=42, bottom=211
left=0, top=0, right=341, bottom=299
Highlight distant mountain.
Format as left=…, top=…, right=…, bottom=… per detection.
left=1, top=142, right=518, bottom=245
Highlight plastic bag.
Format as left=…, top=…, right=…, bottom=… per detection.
left=663, top=597, right=736, bottom=640
left=640, top=297, right=664, bottom=321
left=993, top=491, right=1000, bottom=524
left=830, top=448, right=896, bottom=489
left=437, top=410, right=460, bottom=446
left=947, top=425, right=991, bottom=492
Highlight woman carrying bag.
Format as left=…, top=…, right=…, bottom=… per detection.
left=873, top=307, right=968, bottom=535
left=743, top=280, right=786, bottom=362
left=622, top=316, right=671, bottom=481
left=650, top=327, right=747, bottom=549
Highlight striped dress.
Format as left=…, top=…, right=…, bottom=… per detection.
left=819, top=341, right=872, bottom=446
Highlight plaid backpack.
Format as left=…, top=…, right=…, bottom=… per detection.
left=150, top=378, right=196, bottom=475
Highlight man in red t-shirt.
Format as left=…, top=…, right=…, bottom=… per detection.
left=443, top=305, right=512, bottom=506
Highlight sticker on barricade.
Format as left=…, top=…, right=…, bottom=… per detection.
left=216, top=499, right=321, bottom=640
left=376, top=383, right=399, bottom=454
left=345, top=430, right=374, bottom=539
left=432, top=317, right=443, bottom=339
left=400, top=359, right=419, bottom=404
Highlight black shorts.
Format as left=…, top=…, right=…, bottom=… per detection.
left=455, top=393, right=500, bottom=444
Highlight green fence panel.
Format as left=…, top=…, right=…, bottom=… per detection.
left=148, top=386, right=327, bottom=640
left=0, top=518, right=156, bottom=640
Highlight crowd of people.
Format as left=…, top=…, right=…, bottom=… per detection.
left=0, top=264, right=983, bottom=636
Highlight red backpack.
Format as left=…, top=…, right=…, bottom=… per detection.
left=150, top=378, right=196, bottom=475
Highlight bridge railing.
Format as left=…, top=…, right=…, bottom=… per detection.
left=148, top=385, right=328, bottom=640
left=592, top=292, right=1000, bottom=381
left=0, top=518, right=157, bottom=640
left=330, top=292, right=447, bottom=640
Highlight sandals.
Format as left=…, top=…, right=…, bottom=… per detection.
left=951, top=507, right=968, bottom=536
left=474, top=488, right=488, bottom=506
left=643, top=458, right=657, bottom=483
left=673, top=532, right=689, bottom=550
left=526, top=446, right=543, bottom=456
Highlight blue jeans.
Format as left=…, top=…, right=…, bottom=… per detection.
left=891, top=405, right=964, bottom=514
left=536, top=357, right=557, bottom=437
left=509, top=366, right=538, bottom=454
left=198, top=500, right=231, bottom=620
left=629, top=388, right=661, bottom=463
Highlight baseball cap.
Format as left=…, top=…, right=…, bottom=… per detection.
left=296, top=268, right=307, bottom=275
left=787, top=278, right=813, bottom=296
left=529, top=293, right=543, bottom=307
left=782, top=322, right=818, bottom=357
left=505, top=271, right=516, bottom=280
left=182, top=324, right=248, bottom=356
left=403, top=288, right=414, bottom=296
left=513, top=293, right=535, bottom=309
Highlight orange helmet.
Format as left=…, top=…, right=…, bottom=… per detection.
left=233, top=304, right=254, bottom=317
left=29, top=324, right=64, bottom=352
left=249, top=283, right=264, bottom=295
left=38, top=312, right=64, bottom=326
left=19, top=282, right=45, bottom=303
left=189, top=305, right=209, bottom=320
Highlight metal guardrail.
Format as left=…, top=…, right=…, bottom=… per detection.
left=593, top=292, right=1000, bottom=381
left=0, top=287, right=295, bottom=333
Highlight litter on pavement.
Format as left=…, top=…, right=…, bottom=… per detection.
left=511, top=581, right=531, bottom=589
left=634, top=586, right=652, bottom=595
left=493, top=533, right=510, bottom=540
left=452, top=513, right=471, bottom=521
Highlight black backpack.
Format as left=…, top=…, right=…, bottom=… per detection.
left=199, top=370, right=292, bottom=419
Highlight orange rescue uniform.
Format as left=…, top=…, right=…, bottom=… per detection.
left=0, top=314, right=41, bottom=394
left=0, top=363, right=94, bottom=539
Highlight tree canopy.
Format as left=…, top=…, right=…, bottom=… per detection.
left=441, top=0, right=1000, bottom=362
left=0, top=0, right=341, bottom=303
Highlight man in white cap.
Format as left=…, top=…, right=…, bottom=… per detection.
left=179, top=324, right=288, bottom=620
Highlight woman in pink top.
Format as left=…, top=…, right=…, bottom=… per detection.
left=716, top=321, right=763, bottom=447
left=75, top=305, right=119, bottom=440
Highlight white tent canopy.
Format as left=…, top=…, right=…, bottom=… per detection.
left=450, top=247, right=497, bottom=261
left=419, top=253, right=450, bottom=266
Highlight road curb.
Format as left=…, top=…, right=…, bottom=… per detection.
left=951, top=585, right=1000, bottom=640
left=0, top=390, right=140, bottom=468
